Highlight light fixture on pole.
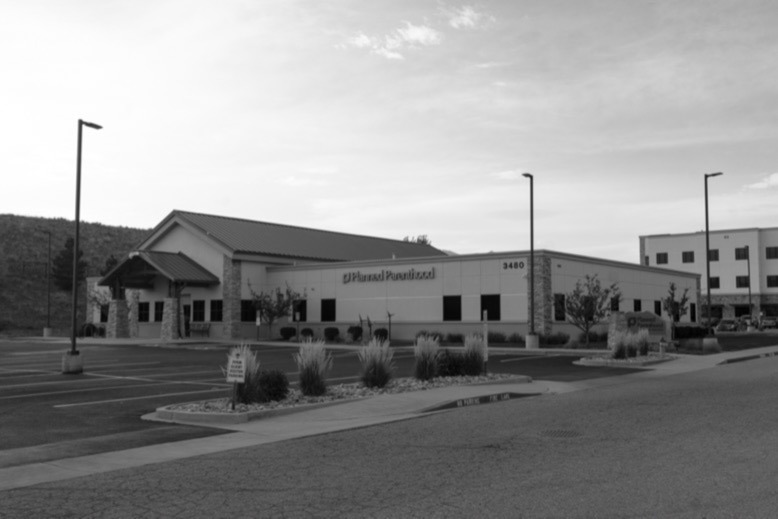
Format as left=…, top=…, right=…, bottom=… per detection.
left=704, top=171, right=722, bottom=337
left=64, top=119, right=102, bottom=375
left=522, top=172, right=537, bottom=348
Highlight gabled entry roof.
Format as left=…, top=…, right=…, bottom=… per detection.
left=139, top=210, right=447, bottom=262
left=99, top=251, right=220, bottom=289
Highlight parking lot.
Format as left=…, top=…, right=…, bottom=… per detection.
left=0, top=338, right=638, bottom=468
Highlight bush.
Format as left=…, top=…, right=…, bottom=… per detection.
left=347, top=326, right=363, bottom=342
left=445, top=332, right=464, bottom=345
left=225, top=344, right=262, bottom=404
left=280, top=326, right=296, bottom=340
left=294, top=339, right=332, bottom=396
left=357, top=338, right=394, bottom=388
left=610, top=329, right=649, bottom=358
left=324, top=327, right=340, bottom=342
left=436, top=349, right=465, bottom=377
left=257, top=369, right=290, bottom=402
left=579, top=331, right=609, bottom=344
left=540, top=332, right=570, bottom=346
left=508, top=333, right=525, bottom=345
left=487, top=331, right=507, bottom=344
left=416, top=330, right=443, bottom=341
left=674, top=326, right=708, bottom=339
left=373, top=327, right=389, bottom=341
left=300, top=328, right=314, bottom=339
left=461, top=334, right=485, bottom=376
left=613, top=343, right=627, bottom=359
left=413, top=335, right=440, bottom=381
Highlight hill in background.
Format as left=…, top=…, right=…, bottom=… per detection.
left=0, top=214, right=150, bottom=336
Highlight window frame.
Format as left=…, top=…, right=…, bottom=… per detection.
left=480, top=294, right=501, bottom=321
left=210, top=300, right=223, bottom=322
left=192, top=300, right=205, bottom=322
left=321, top=299, right=336, bottom=322
left=735, top=276, right=750, bottom=288
left=682, top=251, right=695, bottom=263
left=138, top=302, right=150, bottom=323
left=443, top=295, right=462, bottom=322
left=656, top=252, right=668, bottom=265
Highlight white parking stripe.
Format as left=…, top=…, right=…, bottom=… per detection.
left=499, top=355, right=555, bottom=363
left=53, top=388, right=226, bottom=408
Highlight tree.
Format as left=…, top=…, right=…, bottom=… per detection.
left=100, top=254, right=119, bottom=276
left=248, top=283, right=301, bottom=339
left=564, top=274, right=621, bottom=346
left=403, top=235, right=431, bottom=245
left=662, top=282, right=690, bottom=340
left=51, top=237, right=88, bottom=292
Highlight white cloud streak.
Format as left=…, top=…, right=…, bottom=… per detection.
left=342, top=21, right=442, bottom=60
left=744, top=173, right=778, bottom=190
left=445, top=5, right=493, bottom=29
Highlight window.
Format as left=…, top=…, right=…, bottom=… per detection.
left=690, top=303, right=696, bottom=323
left=210, top=300, right=223, bottom=322
left=735, top=247, right=748, bottom=260
left=100, top=304, right=109, bottom=323
left=480, top=294, right=501, bottom=321
left=610, top=297, right=620, bottom=312
left=654, top=301, right=662, bottom=316
left=192, top=300, right=205, bottom=322
left=633, top=299, right=642, bottom=312
left=321, top=299, right=336, bottom=322
left=293, top=300, right=307, bottom=322
left=154, top=301, right=164, bottom=322
left=443, top=296, right=462, bottom=321
left=708, top=249, right=719, bottom=262
left=767, top=276, right=778, bottom=288
left=767, top=247, right=778, bottom=260
left=644, top=255, right=649, bottom=266
left=240, top=300, right=255, bottom=322
left=736, top=276, right=750, bottom=288
left=709, top=277, right=720, bottom=289
left=656, top=252, right=668, bottom=264
left=682, top=251, right=694, bottom=263
left=553, top=294, right=565, bottom=321
left=138, top=302, right=150, bottom=322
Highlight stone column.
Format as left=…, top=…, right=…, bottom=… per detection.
left=222, top=256, right=242, bottom=340
left=106, top=299, right=130, bottom=338
left=160, top=297, right=179, bottom=341
left=534, top=256, right=553, bottom=336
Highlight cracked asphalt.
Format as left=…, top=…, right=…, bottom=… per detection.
left=2, top=355, right=776, bottom=518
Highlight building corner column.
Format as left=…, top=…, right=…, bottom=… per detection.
left=222, top=256, right=242, bottom=340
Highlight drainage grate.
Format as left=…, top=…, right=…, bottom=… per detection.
left=540, top=429, right=583, bottom=439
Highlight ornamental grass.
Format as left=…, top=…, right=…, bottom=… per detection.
left=413, top=334, right=440, bottom=381
left=357, top=338, right=394, bottom=388
left=294, top=338, right=333, bottom=396
left=462, top=333, right=485, bottom=376
left=223, top=344, right=262, bottom=404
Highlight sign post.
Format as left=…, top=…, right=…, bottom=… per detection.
left=482, top=310, right=489, bottom=374
left=226, top=352, right=246, bottom=410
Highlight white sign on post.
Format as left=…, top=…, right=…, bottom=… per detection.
left=226, top=354, right=246, bottom=383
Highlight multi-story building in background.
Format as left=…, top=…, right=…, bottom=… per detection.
left=640, top=227, right=778, bottom=321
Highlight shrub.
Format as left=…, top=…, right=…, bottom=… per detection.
left=324, top=327, right=340, bottom=342
left=413, top=335, right=440, bottom=381
left=300, top=327, right=314, bottom=339
left=540, top=332, right=570, bottom=346
left=610, top=329, right=649, bottom=358
left=579, top=331, right=609, bottom=344
left=437, top=348, right=465, bottom=377
left=294, top=338, right=332, bottom=396
left=373, top=328, right=389, bottom=341
left=417, top=330, right=443, bottom=341
left=279, top=326, right=296, bottom=340
left=487, top=331, right=507, bottom=344
left=357, top=338, right=394, bottom=388
left=674, top=326, right=708, bottom=339
left=462, top=334, right=485, bottom=376
left=224, top=344, right=262, bottom=404
left=444, top=332, right=464, bottom=345
left=257, top=369, right=290, bottom=402
left=613, top=343, right=627, bottom=359
left=347, top=326, right=363, bottom=342
left=508, top=333, right=525, bottom=345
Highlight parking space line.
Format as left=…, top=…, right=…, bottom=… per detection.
left=53, top=388, right=226, bottom=408
left=498, top=355, right=556, bottom=363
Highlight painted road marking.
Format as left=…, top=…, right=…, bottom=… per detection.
left=498, top=355, right=557, bottom=363
left=53, top=388, right=226, bottom=408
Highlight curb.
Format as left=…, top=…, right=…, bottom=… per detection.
left=421, top=391, right=542, bottom=413
left=717, top=350, right=778, bottom=365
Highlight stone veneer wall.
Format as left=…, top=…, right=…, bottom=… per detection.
left=160, top=297, right=179, bottom=341
left=534, top=256, right=553, bottom=336
left=710, top=294, right=778, bottom=319
left=106, top=299, right=129, bottom=339
left=222, top=256, right=242, bottom=340
left=127, top=289, right=139, bottom=339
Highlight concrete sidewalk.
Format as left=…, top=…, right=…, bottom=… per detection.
left=2, top=345, right=777, bottom=492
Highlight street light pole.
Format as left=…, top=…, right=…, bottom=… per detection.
left=43, top=229, right=52, bottom=334
left=704, top=172, right=722, bottom=336
left=522, top=172, right=536, bottom=347
left=65, top=119, right=102, bottom=374
left=746, top=245, right=752, bottom=325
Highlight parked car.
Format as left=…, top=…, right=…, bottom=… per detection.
left=760, top=317, right=777, bottom=329
left=716, top=319, right=738, bottom=332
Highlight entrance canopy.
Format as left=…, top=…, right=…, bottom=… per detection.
left=99, top=251, right=220, bottom=290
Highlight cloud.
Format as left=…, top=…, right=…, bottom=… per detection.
left=444, top=5, right=494, bottom=29
left=491, top=169, right=528, bottom=181
left=342, top=22, right=442, bottom=60
left=744, top=173, right=778, bottom=190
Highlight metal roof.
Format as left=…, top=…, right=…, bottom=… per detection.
left=99, top=251, right=220, bottom=288
left=152, top=210, right=447, bottom=262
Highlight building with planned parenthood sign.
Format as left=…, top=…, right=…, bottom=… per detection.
left=93, top=210, right=700, bottom=341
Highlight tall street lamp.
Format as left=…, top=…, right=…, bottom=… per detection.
left=704, top=171, right=722, bottom=336
left=746, top=245, right=752, bottom=326
left=64, top=119, right=102, bottom=375
left=522, top=172, right=537, bottom=348
left=42, top=229, right=52, bottom=337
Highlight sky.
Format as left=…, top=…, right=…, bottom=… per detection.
left=3, top=0, right=777, bottom=263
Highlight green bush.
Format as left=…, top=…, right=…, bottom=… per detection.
left=612, top=343, right=627, bottom=359
left=508, top=333, right=525, bottom=345
left=579, top=331, right=609, bottom=344
left=294, top=339, right=332, bottom=396
left=444, top=332, right=464, bottom=344
left=487, top=331, right=506, bottom=344
left=258, top=369, right=290, bottom=402
left=324, top=327, right=340, bottom=342
left=462, top=334, right=485, bottom=376
left=280, top=327, right=296, bottom=340
left=413, top=335, right=440, bottom=381
left=675, top=326, right=708, bottom=339
left=347, top=326, right=363, bottom=342
left=373, top=328, right=389, bottom=341
left=436, top=349, right=465, bottom=377
left=540, top=332, right=570, bottom=346
left=300, top=328, right=314, bottom=339
left=357, top=338, right=394, bottom=388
